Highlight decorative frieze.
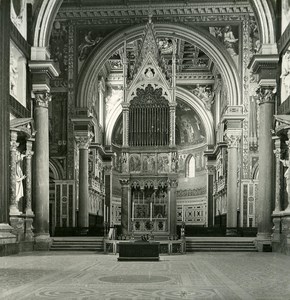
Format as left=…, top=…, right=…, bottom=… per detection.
left=177, top=187, right=207, bottom=197
left=57, top=4, right=253, bottom=21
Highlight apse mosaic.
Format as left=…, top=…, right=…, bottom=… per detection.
left=175, top=100, right=206, bottom=146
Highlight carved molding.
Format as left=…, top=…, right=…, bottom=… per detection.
left=57, top=4, right=253, bottom=21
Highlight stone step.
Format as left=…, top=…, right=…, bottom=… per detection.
left=186, top=239, right=257, bottom=252
left=50, top=238, right=104, bottom=252
left=186, top=247, right=258, bottom=252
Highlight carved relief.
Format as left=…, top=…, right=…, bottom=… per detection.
left=142, top=154, right=156, bottom=173
left=157, top=154, right=170, bottom=173
left=129, top=155, right=141, bottom=172
left=191, top=84, right=215, bottom=110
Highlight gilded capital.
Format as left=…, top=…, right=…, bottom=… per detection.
left=34, top=92, right=51, bottom=108
left=256, top=86, right=276, bottom=105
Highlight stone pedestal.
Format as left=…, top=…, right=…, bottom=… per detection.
left=256, top=87, right=275, bottom=250
left=10, top=216, right=25, bottom=242
left=120, top=179, right=129, bottom=235
left=272, top=213, right=282, bottom=252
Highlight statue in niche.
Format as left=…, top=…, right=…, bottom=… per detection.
left=78, top=31, right=102, bottom=61
left=281, top=47, right=290, bottom=98
left=15, top=150, right=26, bottom=206
left=145, top=67, right=155, bottom=79
left=10, top=52, right=18, bottom=97
left=223, top=25, right=238, bottom=55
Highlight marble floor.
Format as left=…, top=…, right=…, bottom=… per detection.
left=0, top=251, right=289, bottom=300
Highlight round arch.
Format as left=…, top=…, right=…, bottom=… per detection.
left=105, top=86, right=214, bottom=145
left=77, top=23, right=241, bottom=108
left=33, top=1, right=276, bottom=53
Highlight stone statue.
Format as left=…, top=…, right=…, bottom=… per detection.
left=15, top=150, right=26, bottom=205
left=10, top=52, right=18, bottom=97
left=281, top=48, right=290, bottom=97
left=281, top=159, right=290, bottom=194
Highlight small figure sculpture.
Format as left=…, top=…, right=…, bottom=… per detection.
left=15, top=150, right=26, bottom=205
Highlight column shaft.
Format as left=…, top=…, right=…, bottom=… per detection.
left=169, top=179, right=177, bottom=236
left=0, top=0, right=10, bottom=223
left=120, top=180, right=129, bottom=235
left=34, top=97, right=50, bottom=237
left=25, top=141, right=34, bottom=215
left=78, top=148, right=89, bottom=227
left=227, top=146, right=239, bottom=228
left=257, top=100, right=274, bottom=238
left=9, top=131, right=19, bottom=215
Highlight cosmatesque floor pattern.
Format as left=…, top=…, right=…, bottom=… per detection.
left=0, top=251, right=289, bottom=300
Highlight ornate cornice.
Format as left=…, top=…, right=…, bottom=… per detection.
left=57, top=3, right=253, bottom=21
left=29, top=60, right=59, bottom=78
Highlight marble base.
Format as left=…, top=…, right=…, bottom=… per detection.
left=256, top=233, right=272, bottom=252
left=34, top=234, right=52, bottom=251
left=10, top=216, right=25, bottom=242
left=19, top=241, right=34, bottom=252
left=0, top=223, right=17, bottom=244
left=0, top=242, right=19, bottom=256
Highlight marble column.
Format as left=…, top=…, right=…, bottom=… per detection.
left=273, top=137, right=282, bottom=214
left=168, top=178, right=178, bottom=237
left=25, top=140, right=34, bottom=216
left=33, top=92, right=51, bottom=249
left=9, top=131, right=20, bottom=215
left=104, top=164, right=113, bottom=226
left=122, top=103, right=129, bottom=147
left=256, top=87, right=275, bottom=248
left=206, top=165, right=216, bottom=227
left=75, top=134, right=92, bottom=228
left=169, top=103, right=176, bottom=147
left=120, top=178, right=129, bottom=235
left=225, top=130, right=241, bottom=235
left=272, top=137, right=282, bottom=251
left=0, top=0, right=11, bottom=228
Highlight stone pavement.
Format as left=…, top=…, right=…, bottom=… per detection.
left=0, top=251, right=289, bottom=299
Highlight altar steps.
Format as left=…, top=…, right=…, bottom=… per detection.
left=50, top=237, right=104, bottom=252
left=186, top=237, right=258, bottom=252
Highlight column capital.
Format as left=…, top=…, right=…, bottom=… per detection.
left=256, top=86, right=276, bottom=105
left=34, top=91, right=51, bottom=108
left=119, top=178, right=130, bottom=187
left=224, top=129, right=242, bottom=148
left=75, top=132, right=94, bottom=150
left=121, top=102, right=130, bottom=110
left=206, top=164, right=216, bottom=175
